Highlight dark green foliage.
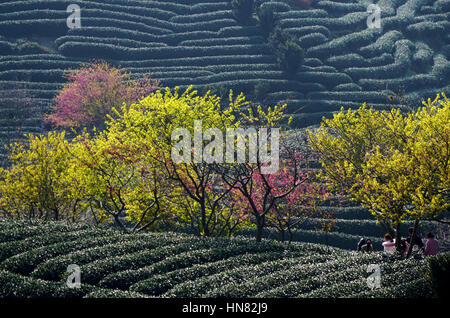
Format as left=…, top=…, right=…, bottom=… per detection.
left=232, top=0, right=255, bottom=25
left=269, top=27, right=304, bottom=77
left=425, top=254, right=450, bottom=298
left=254, top=81, right=271, bottom=101
left=257, top=5, right=276, bottom=38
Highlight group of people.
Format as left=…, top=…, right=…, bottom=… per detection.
left=357, top=228, right=440, bottom=257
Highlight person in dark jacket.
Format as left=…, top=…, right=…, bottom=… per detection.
left=406, top=227, right=424, bottom=250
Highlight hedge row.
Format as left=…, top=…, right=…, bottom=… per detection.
left=59, top=41, right=271, bottom=60
left=128, top=252, right=287, bottom=296
left=238, top=227, right=380, bottom=251
left=350, top=278, right=432, bottom=298
left=345, top=41, right=413, bottom=81
left=306, top=91, right=387, bottom=103
left=0, top=270, right=95, bottom=298
left=316, top=1, right=366, bottom=14
left=31, top=233, right=186, bottom=281
left=333, top=83, right=363, bottom=91
left=300, top=260, right=426, bottom=298
left=358, top=74, right=439, bottom=91
left=406, top=21, right=448, bottom=39
left=285, top=26, right=331, bottom=38
left=307, top=29, right=379, bottom=59
left=0, top=231, right=121, bottom=274
left=162, top=254, right=342, bottom=297
left=209, top=254, right=385, bottom=298
left=278, top=9, right=329, bottom=19
left=78, top=240, right=209, bottom=285
left=359, top=31, right=404, bottom=58
left=169, top=10, right=232, bottom=24
left=99, top=240, right=327, bottom=291
left=298, top=33, right=329, bottom=48
left=0, top=69, right=65, bottom=82
left=0, top=221, right=88, bottom=244
left=412, top=41, right=434, bottom=72
left=55, top=36, right=167, bottom=49
left=179, top=36, right=264, bottom=47
left=295, top=72, right=353, bottom=88
left=327, top=53, right=394, bottom=70
left=258, top=1, right=291, bottom=13
left=280, top=12, right=368, bottom=31
left=0, top=59, right=83, bottom=72
left=120, top=55, right=275, bottom=68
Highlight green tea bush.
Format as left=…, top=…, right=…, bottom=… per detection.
left=0, top=231, right=120, bottom=274
left=100, top=239, right=310, bottom=290
left=307, top=29, right=378, bottom=59
left=316, top=1, right=366, bottom=14
left=128, top=253, right=285, bottom=296
left=232, top=0, right=255, bottom=25
left=298, top=33, right=328, bottom=48
left=79, top=240, right=207, bottom=285
left=424, top=254, right=450, bottom=298
left=170, top=11, right=232, bottom=23
left=31, top=233, right=184, bottom=281
left=180, top=36, right=263, bottom=47
left=278, top=9, right=328, bottom=19
left=0, top=227, right=107, bottom=262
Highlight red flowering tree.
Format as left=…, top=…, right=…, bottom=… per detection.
left=47, top=62, right=159, bottom=130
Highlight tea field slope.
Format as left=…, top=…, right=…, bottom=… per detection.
left=0, top=220, right=431, bottom=298
left=0, top=0, right=450, bottom=158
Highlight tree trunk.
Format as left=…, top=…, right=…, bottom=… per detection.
left=200, top=199, right=210, bottom=237
left=255, top=216, right=265, bottom=242
left=406, top=219, right=420, bottom=258
left=395, top=222, right=402, bottom=253
left=280, top=229, right=285, bottom=243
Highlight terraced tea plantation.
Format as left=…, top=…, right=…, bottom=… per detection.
left=1, top=0, right=450, bottom=162
left=0, top=220, right=431, bottom=298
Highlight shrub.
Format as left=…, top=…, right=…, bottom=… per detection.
left=412, top=42, right=433, bottom=73
left=298, top=33, right=328, bottom=48
left=257, top=5, right=276, bottom=38
left=269, top=27, right=304, bottom=77
left=47, top=62, right=159, bottom=129
left=31, top=233, right=185, bottom=281
left=232, top=0, right=255, bottom=24
left=424, top=254, right=450, bottom=298
left=128, top=252, right=284, bottom=296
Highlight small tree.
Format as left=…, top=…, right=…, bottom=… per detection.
left=257, top=5, right=276, bottom=38
left=232, top=0, right=255, bottom=24
left=269, top=27, right=304, bottom=77
left=47, top=62, right=159, bottom=130
left=0, top=132, right=79, bottom=221
left=308, top=94, right=450, bottom=255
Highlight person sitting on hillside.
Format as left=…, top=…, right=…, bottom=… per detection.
left=382, top=233, right=396, bottom=254
left=406, top=227, right=424, bottom=254
left=424, top=232, right=439, bottom=257
left=360, top=239, right=373, bottom=253
left=357, top=238, right=366, bottom=252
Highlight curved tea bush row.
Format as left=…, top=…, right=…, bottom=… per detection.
left=99, top=240, right=331, bottom=291
left=0, top=231, right=124, bottom=275
left=31, top=233, right=190, bottom=281
left=204, top=253, right=379, bottom=298
left=0, top=227, right=110, bottom=262
left=0, top=269, right=96, bottom=298
left=0, top=221, right=89, bottom=244
left=55, top=36, right=168, bottom=49
left=128, top=252, right=288, bottom=296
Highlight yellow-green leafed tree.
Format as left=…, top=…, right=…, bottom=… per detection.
left=308, top=93, right=450, bottom=255
left=77, top=86, right=251, bottom=236
left=107, top=86, right=251, bottom=236
left=0, top=132, right=79, bottom=221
